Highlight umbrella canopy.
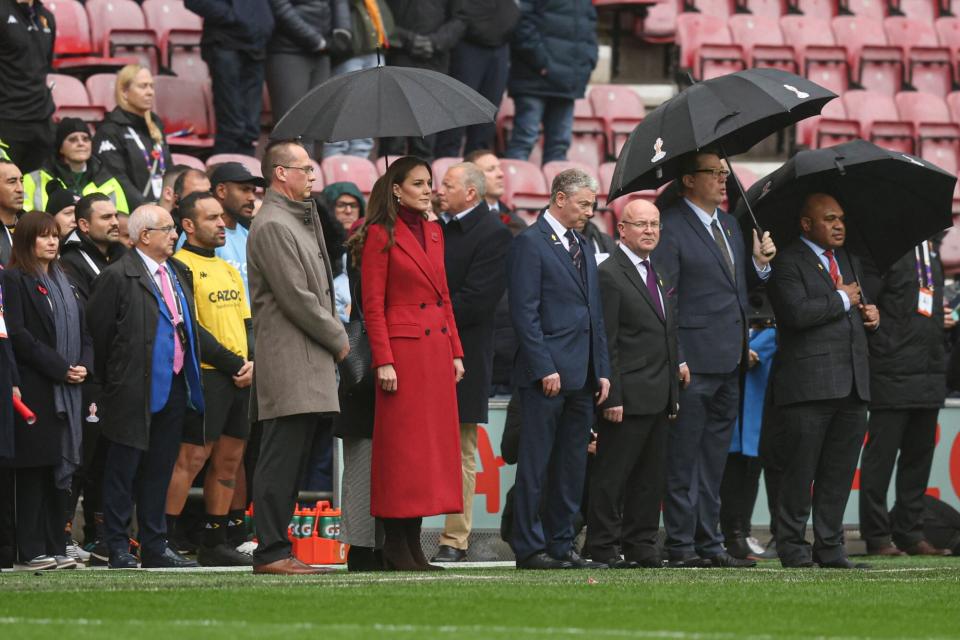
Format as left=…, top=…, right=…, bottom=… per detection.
left=608, top=68, right=836, bottom=201
left=734, top=140, right=956, bottom=272
left=271, top=65, right=497, bottom=142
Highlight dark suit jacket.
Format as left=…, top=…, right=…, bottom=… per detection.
left=767, top=239, right=871, bottom=406
left=652, top=199, right=758, bottom=374
left=442, top=202, right=513, bottom=423
left=508, top=212, right=610, bottom=389
left=598, top=247, right=679, bottom=417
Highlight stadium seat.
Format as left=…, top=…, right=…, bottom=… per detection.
left=48, top=73, right=90, bottom=107
left=568, top=135, right=606, bottom=170
left=845, top=0, right=887, bottom=20
left=947, top=90, right=960, bottom=120
left=675, top=14, right=744, bottom=79
left=170, top=49, right=209, bottom=83
left=152, top=76, right=213, bottom=149
left=571, top=99, right=608, bottom=163
left=53, top=106, right=106, bottom=125
left=935, top=17, right=960, bottom=74
left=542, top=161, right=600, bottom=189
left=781, top=15, right=851, bottom=92
left=831, top=16, right=903, bottom=93
left=141, top=0, right=203, bottom=68
left=205, top=153, right=262, bottom=176
left=598, top=161, right=617, bottom=200
left=891, top=0, right=938, bottom=23
left=895, top=91, right=960, bottom=158
left=791, top=0, right=839, bottom=19
left=171, top=153, right=206, bottom=171
left=743, top=0, right=788, bottom=18
left=635, top=0, right=679, bottom=43
left=431, top=157, right=463, bottom=182
left=85, top=0, right=159, bottom=73
left=85, top=73, right=117, bottom=111
left=798, top=98, right=862, bottom=147
left=728, top=15, right=797, bottom=71
left=843, top=89, right=916, bottom=150
left=588, top=85, right=646, bottom=157
left=885, top=17, right=953, bottom=97
left=690, top=0, right=736, bottom=18
left=45, top=0, right=137, bottom=72
left=500, top=159, right=549, bottom=212
left=322, top=156, right=379, bottom=195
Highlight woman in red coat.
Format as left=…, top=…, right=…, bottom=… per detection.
left=348, top=156, right=465, bottom=571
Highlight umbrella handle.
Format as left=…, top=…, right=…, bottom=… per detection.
left=719, top=147, right=774, bottom=258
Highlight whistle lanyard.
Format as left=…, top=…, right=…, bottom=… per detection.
left=915, top=242, right=934, bottom=291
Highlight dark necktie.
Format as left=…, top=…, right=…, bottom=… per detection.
left=641, top=259, right=664, bottom=321
left=710, top=219, right=735, bottom=280
left=823, top=249, right=841, bottom=288
left=564, top=229, right=582, bottom=272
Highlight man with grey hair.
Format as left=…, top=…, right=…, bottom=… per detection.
left=507, top=168, right=610, bottom=569
left=431, top=162, right=513, bottom=562
left=87, top=204, right=205, bottom=569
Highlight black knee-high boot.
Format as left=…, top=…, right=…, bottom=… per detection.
left=382, top=518, right=419, bottom=571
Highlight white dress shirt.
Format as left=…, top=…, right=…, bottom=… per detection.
left=543, top=210, right=574, bottom=250
left=618, top=243, right=665, bottom=312
left=684, top=198, right=771, bottom=280
left=800, top=236, right=851, bottom=311
left=440, top=202, right=480, bottom=224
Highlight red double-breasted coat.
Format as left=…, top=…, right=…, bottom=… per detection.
left=361, top=218, right=464, bottom=518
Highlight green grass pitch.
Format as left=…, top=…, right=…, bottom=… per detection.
left=1, top=557, right=958, bottom=639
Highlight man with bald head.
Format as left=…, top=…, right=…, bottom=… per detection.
left=584, top=199, right=679, bottom=568
left=767, top=192, right=878, bottom=569
left=87, top=204, right=205, bottom=569
left=432, top=162, right=513, bottom=562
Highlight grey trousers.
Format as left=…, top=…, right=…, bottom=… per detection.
left=339, top=436, right=382, bottom=548
left=265, top=51, right=331, bottom=152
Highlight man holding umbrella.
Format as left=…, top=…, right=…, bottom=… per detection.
left=652, top=149, right=775, bottom=568
left=767, top=193, right=879, bottom=569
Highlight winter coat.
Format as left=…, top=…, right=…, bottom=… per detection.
left=343, top=0, right=395, bottom=57
left=0, top=0, right=55, bottom=122
left=59, top=231, right=127, bottom=302
left=268, top=0, right=350, bottom=54
left=385, top=0, right=465, bottom=73
left=23, top=155, right=134, bottom=214
left=92, top=107, right=173, bottom=205
left=185, top=0, right=275, bottom=51
left=508, top=0, right=598, bottom=100
left=461, top=0, right=519, bottom=48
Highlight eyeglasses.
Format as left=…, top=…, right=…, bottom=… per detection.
left=335, top=201, right=359, bottom=210
left=620, top=221, right=662, bottom=231
left=694, top=167, right=731, bottom=180
left=146, top=226, right=177, bottom=234
left=274, top=164, right=315, bottom=175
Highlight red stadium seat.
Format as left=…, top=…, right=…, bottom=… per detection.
left=45, top=0, right=137, bottom=72
left=171, top=153, right=206, bottom=171
left=743, top=0, right=788, bottom=18
left=690, top=0, right=735, bottom=18
left=791, top=0, right=838, bottom=19
left=205, top=153, right=262, bottom=176
left=571, top=99, right=608, bottom=163
left=322, top=156, right=379, bottom=195
left=48, top=73, right=90, bottom=107
left=170, top=49, right=209, bottom=83
left=635, top=0, right=679, bottom=43
left=141, top=0, right=203, bottom=67
left=885, top=17, right=953, bottom=97
left=892, top=0, right=938, bottom=23
left=728, top=15, right=797, bottom=71
left=598, top=161, right=617, bottom=200
left=542, top=161, right=600, bottom=189
left=895, top=91, right=959, bottom=157
left=844, top=89, right=916, bottom=150
left=152, top=76, right=213, bottom=149
left=500, top=159, right=549, bottom=212
left=568, top=135, right=605, bottom=170
left=919, top=134, right=960, bottom=175
left=675, top=13, right=742, bottom=79
left=781, top=16, right=850, bottom=92
left=431, top=157, right=463, bottom=182
left=588, top=85, right=646, bottom=157
left=935, top=17, right=960, bottom=80
left=85, top=0, right=159, bottom=73
left=53, top=106, right=106, bottom=126
left=85, top=73, right=117, bottom=111
left=845, top=0, right=888, bottom=19
left=831, top=16, right=903, bottom=94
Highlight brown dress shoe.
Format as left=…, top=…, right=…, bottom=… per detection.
left=253, top=556, right=335, bottom=575
left=866, top=544, right=906, bottom=557
left=904, top=540, right=952, bottom=556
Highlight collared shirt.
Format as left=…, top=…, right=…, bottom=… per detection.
left=136, top=247, right=184, bottom=319
left=440, top=202, right=480, bottom=224
left=543, top=210, right=574, bottom=250
left=487, top=200, right=499, bottom=214
left=800, top=236, right=850, bottom=311
left=619, top=243, right=665, bottom=312
left=684, top=198, right=771, bottom=280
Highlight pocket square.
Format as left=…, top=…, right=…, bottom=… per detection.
left=665, top=287, right=677, bottom=298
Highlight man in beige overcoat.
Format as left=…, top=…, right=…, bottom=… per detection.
left=247, top=139, right=349, bottom=575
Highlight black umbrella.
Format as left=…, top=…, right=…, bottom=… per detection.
left=608, top=68, right=836, bottom=231
left=734, top=140, right=956, bottom=272
left=270, top=65, right=497, bottom=143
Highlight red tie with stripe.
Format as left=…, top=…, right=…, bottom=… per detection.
left=823, top=249, right=841, bottom=288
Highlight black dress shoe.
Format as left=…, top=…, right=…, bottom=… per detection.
left=141, top=545, right=199, bottom=568
left=516, top=552, right=573, bottom=570
left=108, top=552, right=139, bottom=569
left=553, top=550, right=608, bottom=569
left=781, top=559, right=816, bottom=568
left=630, top=556, right=664, bottom=568
left=668, top=555, right=713, bottom=568
left=430, top=544, right=467, bottom=562
left=818, top=558, right=871, bottom=569
left=197, top=543, right=253, bottom=567
left=724, top=537, right=754, bottom=560
left=708, top=551, right=757, bottom=568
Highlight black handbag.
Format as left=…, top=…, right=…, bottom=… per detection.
left=338, top=281, right=373, bottom=394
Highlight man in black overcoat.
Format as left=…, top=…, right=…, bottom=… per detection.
left=432, top=161, right=512, bottom=562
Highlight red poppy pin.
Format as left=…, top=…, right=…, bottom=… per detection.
left=150, top=149, right=161, bottom=160
left=37, top=284, right=48, bottom=296
left=500, top=213, right=511, bottom=225
left=431, top=231, right=439, bottom=242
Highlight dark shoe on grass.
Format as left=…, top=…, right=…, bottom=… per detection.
left=431, top=544, right=467, bottom=562
left=198, top=543, right=253, bottom=567
left=516, top=552, right=573, bottom=570
left=904, top=540, right=952, bottom=556
left=553, top=550, right=608, bottom=569
left=709, top=552, right=757, bottom=568
left=668, top=555, right=713, bottom=568
left=141, top=546, right=199, bottom=569
left=866, top=544, right=905, bottom=557
left=818, top=558, right=871, bottom=569
left=108, top=552, right=139, bottom=569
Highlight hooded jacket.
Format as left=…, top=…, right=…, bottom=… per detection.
left=60, top=230, right=128, bottom=302
left=92, top=107, right=173, bottom=205
left=23, top=155, right=134, bottom=214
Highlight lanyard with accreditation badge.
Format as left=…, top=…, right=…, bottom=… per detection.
left=127, top=127, right=166, bottom=200
left=915, top=242, right=934, bottom=317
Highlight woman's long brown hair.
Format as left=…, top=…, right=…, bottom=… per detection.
left=9, top=211, right=60, bottom=275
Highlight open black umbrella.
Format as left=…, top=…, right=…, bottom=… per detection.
left=733, top=140, right=956, bottom=272
left=608, top=68, right=836, bottom=226
left=270, top=65, right=497, bottom=143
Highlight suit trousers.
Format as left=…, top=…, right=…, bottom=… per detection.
left=511, top=386, right=593, bottom=562
left=585, top=412, right=667, bottom=563
left=859, top=408, right=938, bottom=550
left=102, top=374, right=187, bottom=559
left=719, top=452, right=763, bottom=540
left=252, top=412, right=322, bottom=565
left=774, top=393, right=867, bottom=566
left=439, top=423, right=479, bottom=550
left=13, top=466, right=67, bottom=561
left=664, top=370, right=739, bottom=559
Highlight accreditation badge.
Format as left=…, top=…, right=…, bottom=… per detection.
left=0, top=285, right=7, bottom=339
left=918, top=287, right=934, bottom=317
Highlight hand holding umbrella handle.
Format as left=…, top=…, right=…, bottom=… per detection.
left=13, top=395, right=36, bottom=425
left=719, top=145, right=775, bottom=258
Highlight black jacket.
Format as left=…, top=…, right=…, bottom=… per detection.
left=442, top=202, right=512, bottom=423
left=85, top=251, right=202, bottom=451
left=767, top=240, right=872, bottom=406
left=93, top=107, right=173, bottom=206
left=60, top=232, right=128, bottom=303
left=185, top=0, right=275, bottom=51
left=0, top=0, right=55, bottom=122
left=268, top=0, right=350, bottom=54
left=460, top=0, right=519, bottom=48
left=386, top=0, right=465, bottom=72
left=334, top=257, right=374, bottom=440
left=582, top=220, right=617, bottom=257
left=862, top=244, right=947, bottom=409
left=1, top=266, right=93, bottom=468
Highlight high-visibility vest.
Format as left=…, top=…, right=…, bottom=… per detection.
left=23, top=169, right=130, bottom=214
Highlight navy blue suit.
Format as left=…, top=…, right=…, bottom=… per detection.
left=652, top=199, right=761, bottom=560
left=508, top=213, right=610, bottom=562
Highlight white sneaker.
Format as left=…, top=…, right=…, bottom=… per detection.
left=66, top=541, right=91, bottom=562
left=235, top=540, right=258, bottom=556
left=54, top=555, right=79, bottom=569
left=17, top=555, right=57, bottom=570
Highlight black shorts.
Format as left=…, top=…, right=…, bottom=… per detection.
left=182, top=369, right=251, bottom=445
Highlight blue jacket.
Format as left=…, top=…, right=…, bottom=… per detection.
left=185, top=0, right=275, bottom=50
left=730, top=327, right=776, bottom=457
left=508, top=213, right=610, bottom=390
left=507, top=0, right=598, bottom=100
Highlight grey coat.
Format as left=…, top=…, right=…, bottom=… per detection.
left=248, top=188, right=348, bottom=420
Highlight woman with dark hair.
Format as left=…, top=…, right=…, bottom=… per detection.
left=347, top=156, right=464, bottom=571
left=1, top=211, right=93, bottom=569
